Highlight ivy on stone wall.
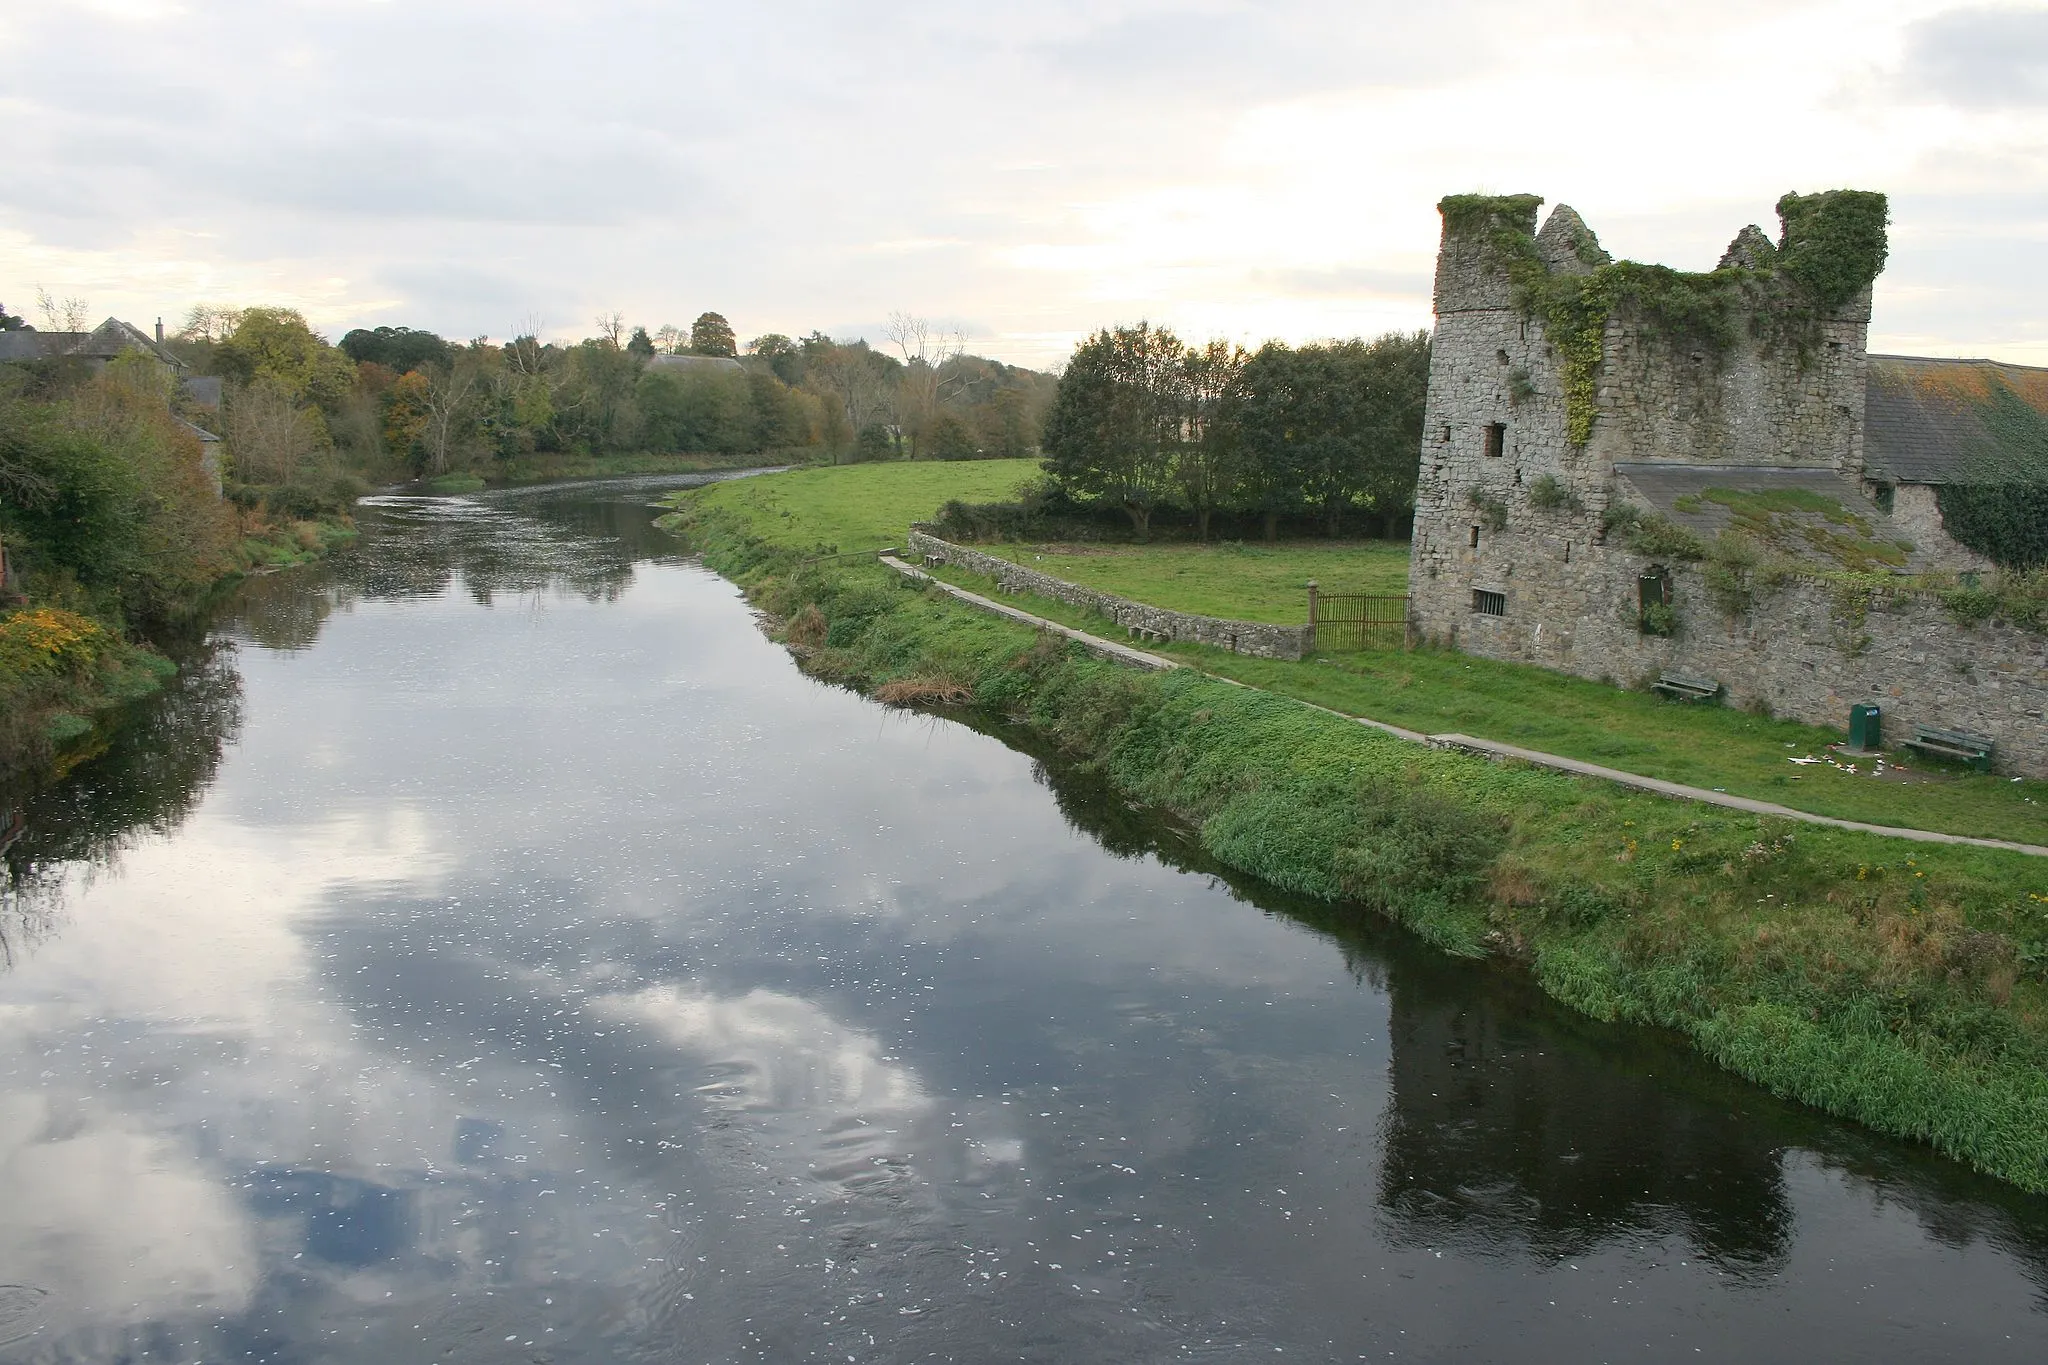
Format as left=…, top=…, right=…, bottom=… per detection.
left=1437, top=190, right=1890, bottom=446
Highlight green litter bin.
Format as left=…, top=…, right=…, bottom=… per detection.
left=1848, top=703, right=1881, bottom=751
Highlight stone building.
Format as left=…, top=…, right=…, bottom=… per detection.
left=1407, top=193, right=2047, bottom=777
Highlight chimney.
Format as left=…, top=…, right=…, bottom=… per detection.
left=156, top=318, right=164, bottom=344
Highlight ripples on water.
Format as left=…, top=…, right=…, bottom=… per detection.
left=0, top=475, right=2045, bottom=1363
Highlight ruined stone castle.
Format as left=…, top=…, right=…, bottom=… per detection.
left=1406, top=193, right=2048, bottom=778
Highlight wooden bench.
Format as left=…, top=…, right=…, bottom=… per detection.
left=1903, top=723, right=1995, bottom=772
left=1653, top=670, right=1722, bottom=703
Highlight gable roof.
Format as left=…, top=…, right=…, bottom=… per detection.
left=1864, top=354, right=2048, bottom=485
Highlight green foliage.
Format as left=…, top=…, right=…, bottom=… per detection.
left=1041, top=321, right=1186, bottom=537
left=1775, top=190, right=1891, bottom=313
left=1702, top=533, right=1796, bottom=616
left=1526, top=473, right=1581, bottom=513
left=1936, top=380, right=2048, bottom=568
left=1625, top=513, right=1709, bottom=561
left=690, top=311, right=738, bottom=357
left=1638, top=601, right=1679, bottom=637
left=338, top=325, right=451, bottom=373
left=927, top=411, right=978, bottom=460
left=855, top=423, right=894, bottom=463
left=1939, top=570, right=2048, bottom=633
left=1466, top=486, right=1509, bottom=531
left=1437, top=193, right=1544, bottom=235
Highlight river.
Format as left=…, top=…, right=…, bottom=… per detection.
left=1, top=476, right=2045, bottom=1363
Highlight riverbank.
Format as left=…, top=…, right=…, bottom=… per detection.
left=664, top=484, right=2048, bottom=1194
left=423, top=450, right=821, bottom=494
left=0, top=511, right=355, bottom=786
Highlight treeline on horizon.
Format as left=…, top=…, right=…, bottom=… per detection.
left=162, top=305, right=1061, bottom=502
left=942, top=323, right=1432, bottom=543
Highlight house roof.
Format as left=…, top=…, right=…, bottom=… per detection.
left=0, top=330, right=84, bottom=361
left=645, top=352, right=743, bottom=374
left=1864, top=354, right=2048, bottom=485
left=1612, top=461, right=1936, bottom=574
left=0, top=319, right=184, bottom=370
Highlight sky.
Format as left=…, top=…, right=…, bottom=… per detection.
left=3, top=0, right=2047, bottom=369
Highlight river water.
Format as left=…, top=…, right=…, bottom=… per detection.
left=1, top=477, right=2046, bottom=1363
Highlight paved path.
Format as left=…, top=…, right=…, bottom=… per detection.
left=882, top=555, right=2048, bottom=858
left=881, top=557, right=1176, bottom=671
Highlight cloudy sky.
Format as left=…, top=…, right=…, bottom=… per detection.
left=4, top=0, right=2046, bottom=368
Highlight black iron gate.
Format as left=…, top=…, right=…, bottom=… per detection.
left=1308, top=587, right=1410, bottom=652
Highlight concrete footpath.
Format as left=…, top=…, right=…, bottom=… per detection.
left=881, top=555, right=2048, bottom=859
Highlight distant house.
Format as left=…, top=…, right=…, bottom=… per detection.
left=0, top=317, right=223, bottom=489
left=0, top=316, right=186, bottom=373
left=644, top=353, right=744, bottom=377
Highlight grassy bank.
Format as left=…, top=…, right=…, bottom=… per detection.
left=664, top=471, right=2048, bottom=1193
left=2, top=511, right=355, bottom=784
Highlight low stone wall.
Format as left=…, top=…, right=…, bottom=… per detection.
left=905, top=530, right=1314, bottom=661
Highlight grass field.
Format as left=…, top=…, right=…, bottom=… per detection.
left=677, top=458, right=1040, bottom=551
left=984, top=541, right=1410, bottom=623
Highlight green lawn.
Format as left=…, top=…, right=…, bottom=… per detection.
left=984, top=541, right=1410, bottom=623
left=677, top=459, right=1040, bottom=551
left=925, top=560, right=2048, bottom=846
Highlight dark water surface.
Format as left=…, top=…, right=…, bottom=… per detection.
left=3, top=477, right=2047, bottom=1363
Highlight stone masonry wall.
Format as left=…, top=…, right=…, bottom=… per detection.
left=905, top=531, right=1314, bottom=661
left=1412, top=538, right=2048, bottom=777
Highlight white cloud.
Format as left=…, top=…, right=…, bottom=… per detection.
left=3, top=0, right=2044, bottom=365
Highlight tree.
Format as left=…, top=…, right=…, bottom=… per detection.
left=1042, top=322, right=1185, bottom=537
left=594, top=311, right=626, bottom=350
left=627, top=326, right=656, bottom=358
left=217, top=308, right=358, bottom=411
left=885, top=311, right=968, bottom=458
left=339, top=325, right=453, bottom=373
left=1177, top=339, right=1247, bottom=539
left=691, top=311, right=737, bottom=357
left=653, top=324, right=685, bottom=355
left=0, top=303, right=25, bottom=332
left=802, top=337, right=898, bottom=461
left=226, top=377, right=327, bottom=485
left=177, top=304, right=244, bottom=344
left=35, top=287, right=88, bottom=333
left=927, top=411, right=978, bottom=460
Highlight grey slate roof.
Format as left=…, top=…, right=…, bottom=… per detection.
left=1864, top=354, right=2048, bottom=485
left=0, top=320, right=184, bottom=370
left=0, top=330, right=83, bottom=361
left=645, top=352, right=743, bottom=375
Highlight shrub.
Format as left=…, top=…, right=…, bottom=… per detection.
left=1466, top=487, right=1509, bottom=532
left=1626, top=513, right=1709, bottom=561
left=1527, top=473, right=1582, bottom=513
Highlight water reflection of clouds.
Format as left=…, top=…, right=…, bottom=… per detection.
left=5, top=489, right=2048, bottom=1360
